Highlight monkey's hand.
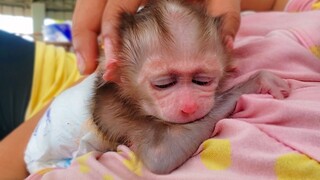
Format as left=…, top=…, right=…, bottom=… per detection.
left=208, top=70, right=291, bottom=122
left=236, top=70, right=290, bottom=99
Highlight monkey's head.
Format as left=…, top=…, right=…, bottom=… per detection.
left=103, top=0, right=231, bottom=123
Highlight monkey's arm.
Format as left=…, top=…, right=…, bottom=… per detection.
left=134, top=71, right=290, bottom=174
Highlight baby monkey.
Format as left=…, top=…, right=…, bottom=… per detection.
left=91, top=0, right=290, bottom=174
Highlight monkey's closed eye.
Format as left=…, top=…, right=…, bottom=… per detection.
left=152, top=77, right=177, bottom=90
left=192, top=80, right=211, bottom=86
left=192, top=77, right=214, bottom=86
left=153, top=81, right=177, bottom=89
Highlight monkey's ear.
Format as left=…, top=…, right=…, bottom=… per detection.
left=213, top=15, right=225, bottom=36
left=213, top=14, right=234, bottom=51
left=103, top=59, right=121, bottom=83
left=102, top=36, right=122, bottom=83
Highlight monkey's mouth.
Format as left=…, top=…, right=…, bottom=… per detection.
left=194, top=115, right=207, bottom=123
left=172, top=115, right=207, bottom=124
left=187, top=111, right=213, bottom=124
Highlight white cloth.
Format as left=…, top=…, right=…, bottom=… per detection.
left=24, top=73, right=106, bottom=173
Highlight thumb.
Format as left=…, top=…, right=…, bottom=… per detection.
left=206, top=0, right=241, bottom=49
left=72, top=0, right=107, bottom=74
left=101, top=0, right=145, bottom=61
left=220, top=11, right=240, bottom=50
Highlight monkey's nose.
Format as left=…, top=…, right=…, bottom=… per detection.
left=181, top=103, right=197, bottom=115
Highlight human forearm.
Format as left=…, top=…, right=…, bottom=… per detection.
left=0, top=104, right=49, bottom=179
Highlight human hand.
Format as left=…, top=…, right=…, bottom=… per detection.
left=205, top=0, right=241, bottom=50
left=72, top=0, right=146, bottom=75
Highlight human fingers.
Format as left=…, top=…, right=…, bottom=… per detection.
left=206, top=0, right=241, bottom=49
left=101, top=0, right=146, bottom=61
left=72, top=0, right=107, bottom=75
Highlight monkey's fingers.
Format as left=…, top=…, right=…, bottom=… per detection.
left=258, top=71, right=291, bottom=99
left=268, top=80, right=291, bottom=99
left=268, top=87, right=290, bottom=99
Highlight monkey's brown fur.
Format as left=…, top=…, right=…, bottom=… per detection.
left=90, top=0, right=290, bottom=175
left=91, top=0, right=230, bottom=151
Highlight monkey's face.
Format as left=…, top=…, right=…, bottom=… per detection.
left=137, top=53, right=224, bottom=124
left=114, top=0, right=229, bottom=123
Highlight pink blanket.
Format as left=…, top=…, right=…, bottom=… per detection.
left=27, top=7, right=320, bottom=180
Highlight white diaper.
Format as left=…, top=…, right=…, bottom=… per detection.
left=24, top=73, right=106, bottom=173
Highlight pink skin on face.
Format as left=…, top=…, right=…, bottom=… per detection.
left=161, top=81, right=215, bottom=123
left=138, top=54, right=223, bottom=123
left=135, top=4, right=225, bottom=123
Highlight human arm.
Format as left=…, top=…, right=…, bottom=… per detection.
left=0, top=104, right=49, bottom=179
left=0, top=75, right=86, bottom=179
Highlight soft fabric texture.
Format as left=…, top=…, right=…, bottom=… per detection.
left=0, top=36, right=80, bottom=139
left=26, top=1, right=320, bottom=179
left=285, top=0, right=320, bottom=11
left=0, top=30, right=34, bottom=139
left=24, top=74, right=98, bottom=173
left=26, top=42, right=81, bottom=120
